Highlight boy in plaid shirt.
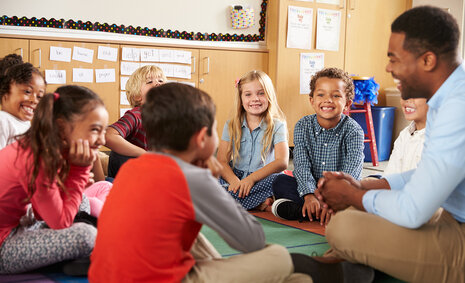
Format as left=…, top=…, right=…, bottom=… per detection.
left=271, top=68, right=364, bottom=225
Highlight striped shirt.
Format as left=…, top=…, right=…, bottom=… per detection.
left=293, top=114, right=364, bottom=197
left=109, top=107, right=147, bottom=150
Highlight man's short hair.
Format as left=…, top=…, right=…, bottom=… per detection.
left=142, top=83, right=216, bottom=151
left=392, top=5, right=459, bottom=62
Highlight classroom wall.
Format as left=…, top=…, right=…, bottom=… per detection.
left=0, top=0, right=263, bottom=35
left=412, top=0, right=465, bottom=56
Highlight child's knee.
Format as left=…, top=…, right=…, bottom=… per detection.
left=72, top=223, right=97, bottom=254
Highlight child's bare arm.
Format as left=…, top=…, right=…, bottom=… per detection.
left=105, top=127, right=146, bottom=157
left=216, top=140, right=240, bottom=184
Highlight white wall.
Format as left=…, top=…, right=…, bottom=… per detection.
left=0, top=0, right=263, bottom=35
left=412, top=0, right=465, bottom=58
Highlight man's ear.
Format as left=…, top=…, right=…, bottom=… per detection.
left=420, top=51, right=437, bottom=72
left=194, top=126, right=208, bottom=149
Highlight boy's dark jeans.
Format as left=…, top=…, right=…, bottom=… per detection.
left=108, top=151, right=134, bottom=178
left=272, top=174, right=304, bottom=205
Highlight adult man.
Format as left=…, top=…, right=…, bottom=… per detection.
left=294, top=5, right=465, bottom=283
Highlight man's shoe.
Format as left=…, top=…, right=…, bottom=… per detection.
left=271, top=198, right=308, bottom=221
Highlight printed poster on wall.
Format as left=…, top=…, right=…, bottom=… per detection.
left=287, top=6, right=313, bottom=50
left=300, top=53, right=324, bottom=94
left=316, top=8, right=341, bottom=51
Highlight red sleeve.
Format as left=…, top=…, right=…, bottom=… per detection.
left=109, top=108, right=138, bottom=139
left=30, top=164, right=91, bottom=229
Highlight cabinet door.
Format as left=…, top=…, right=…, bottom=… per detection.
left=29, top=40, right=120, bottom=124
left=198, top=49, right=269, bottom=134
left=267, top=0, right=348, bottom=145
left=0, top=38, right=29, bottom=62
left=344, top=0, right=411, bottom=105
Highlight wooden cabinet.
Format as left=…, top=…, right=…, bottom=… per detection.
left=0, top=37, right=268, bottom=131
left=267, top=0, right=411, bottom=144
left=198, top=49, right=269, bottom=134
left=0, top=38, right=29, bottom=62
left=344, top=0, right=412, bottom=106
left=29, top=40, right=120, bottom=124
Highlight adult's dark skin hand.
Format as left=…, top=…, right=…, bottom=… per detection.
left=318, top=171, right=366, bottom=212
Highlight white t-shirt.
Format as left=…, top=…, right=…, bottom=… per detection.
left=0, top=111, right=30, bottom=150
left=383, top=121, right=425, bottom=176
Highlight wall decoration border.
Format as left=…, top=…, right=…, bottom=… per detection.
left=0, top=0, right=267, bottom=42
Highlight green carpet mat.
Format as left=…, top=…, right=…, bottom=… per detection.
left=201, top=216, right=405, bottom=283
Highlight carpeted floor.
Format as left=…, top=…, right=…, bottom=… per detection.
left=0, top=213, right=405, bottom=283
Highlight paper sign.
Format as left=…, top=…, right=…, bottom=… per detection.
left=120, top=76, right=130, bottom=90
left=73, top=68, right=93, bottom=83
left=95, top=69, right=115, bottom=83
left=316, top=8, right=341, bottom=51
left=140, top=62, right=156, bottom=67
left=122, top=47, right=140, bottom=61
left=72, top=46, right=94, bottom=63
left=155, top=63, right=174, bottom=77
left=173, top=65, right=191, bottom=79
left=50, top=46, right=71, bottom=62
left=98, top=46, right=118, bottom=62
left=120, top=108, right=130, bottom=117
left=173, top=51, right=192, bottom=64
left=140, top=48, right=160, bottom=62
left=159, top=50, right=174, bottom=63
left=45, top=70, right=66, bottom=84
left=300, top=53, right=324, bottom=94
left=121, top=62, right=141, bottom=75
left=120, top=91, right=130, bottom=105
left=316, top=0, right=339, bottom=4
left=287, top=6, right=314, bottom=50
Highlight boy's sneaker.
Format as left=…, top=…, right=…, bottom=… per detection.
left=62, top=257, right=91, bottom=277
left=271, top=198, right=308, bottom=221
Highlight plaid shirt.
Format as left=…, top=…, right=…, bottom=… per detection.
left=293, top=114, right=364, bottom=197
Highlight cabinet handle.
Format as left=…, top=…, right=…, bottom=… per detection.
left=349, top=0, right=355, bottom=10
left=33, top=48, right=42, bottom=68
left=15, top=48, right=23, bottom=58
left=204, top=57, right=210, bottom=75
left=339, top=0, right=345, bottom=9
left=191, top=56, right=196, bottom=74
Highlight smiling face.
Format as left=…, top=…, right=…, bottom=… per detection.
left=310, top=77, right=350, bottom=129
left=240, top=79, right=269, bottom=118
left=63, top=105, right=109, bottom=154
left=386, top=32, right=432, bottom=100
left=400, top=97, right=428, bottom=130
left=1, top=73, right=46, bottom=121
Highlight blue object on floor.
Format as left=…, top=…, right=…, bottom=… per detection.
left=351, top=106, right=395, bottom=162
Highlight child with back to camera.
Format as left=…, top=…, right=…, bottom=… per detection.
left=272, top=67, right=365, bottom=225
left=105, top=65, right=166, bottom=178
left=0, top=85, right=108, bottom=274
left=89, top=83, right=311, bottom=283
left=217, top=70, right=289, bottom=211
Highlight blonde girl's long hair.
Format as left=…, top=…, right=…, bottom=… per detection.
left=228, top=70, right=286, bottom=166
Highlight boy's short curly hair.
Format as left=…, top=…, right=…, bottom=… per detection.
left=309, top=67, right=354, bottom=101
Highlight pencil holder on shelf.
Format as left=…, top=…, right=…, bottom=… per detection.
left=230, top=5, right=254, bottom=29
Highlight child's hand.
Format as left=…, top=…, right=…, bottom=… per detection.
left=237, top=177, right=255, bottom=198
left=302, top=194, right=320, bottom=221
left=318, top=205, right=334, bottom=226
left=69, top=139, right=96, bottom=167
left=86, top=172, right=95, bottom=188
left=193, top=156, right=223, bottom=178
